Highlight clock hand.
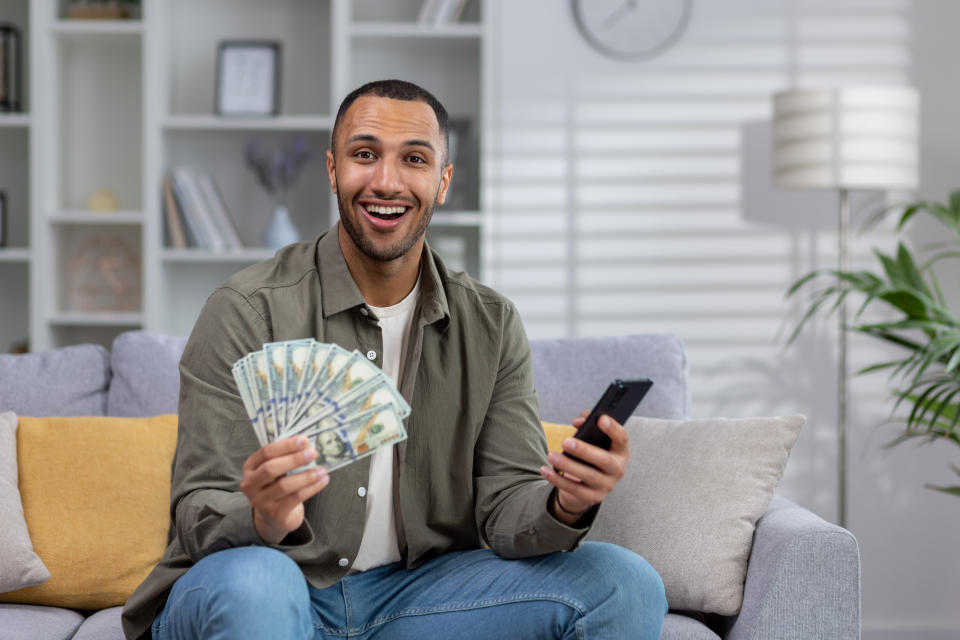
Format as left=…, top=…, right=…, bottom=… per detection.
left=602, top=0, right=637, bottom=30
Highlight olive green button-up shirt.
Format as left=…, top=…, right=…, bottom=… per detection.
left=122, top=227, right=593, bottom=640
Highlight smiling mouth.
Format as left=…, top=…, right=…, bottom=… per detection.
left=363, top=204, right=409, bottom=221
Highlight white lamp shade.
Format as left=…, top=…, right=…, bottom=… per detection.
left=772, top=86, right=919, bottom=190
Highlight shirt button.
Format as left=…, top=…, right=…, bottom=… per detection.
left=360, top=307, right=369, bottom=317
left=338, top=557, right=349, bottom=568
left=366, top=350, right=376, bottom=360
left=358, top=486, right=367, bottom=497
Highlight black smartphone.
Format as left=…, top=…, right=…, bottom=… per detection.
left=565, top=378, right=653, bottom=463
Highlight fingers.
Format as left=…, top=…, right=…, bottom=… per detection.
left=243, top=436, right=311, bottom=474
left=539, top=416, right=629, bottom=508
left=546, top=448, right=614, bottom=493
left=257, top=466, right=329, bottom=505
left=539, top=464, right=604, bottom=507
left=571, top=409, right=591, bottom=428
left=598, top=414, right=630, bottom=454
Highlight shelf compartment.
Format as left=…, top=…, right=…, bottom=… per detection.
left=426, top=224, right=480, bottom=278
left=162, top=115, right=333, bottom=132
left=0, top=126, right=31, bottom=247
left=0, top=260, right=29, bottom=354
left=57, top=34, right=143, bottom=211
left=165, top=0, right=332, bottom=118
left=163, top=129, right=330, bottom=248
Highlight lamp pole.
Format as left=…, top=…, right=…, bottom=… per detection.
left=837, top=187, right=850, bottom=529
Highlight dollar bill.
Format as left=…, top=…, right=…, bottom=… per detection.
left=308, top=405, right=407, bottom=472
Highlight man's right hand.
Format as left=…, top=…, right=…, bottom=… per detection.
left=240, top=436, right=330, bottom=545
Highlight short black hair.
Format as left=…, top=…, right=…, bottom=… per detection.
left=330, top=79, right=450, bottom=164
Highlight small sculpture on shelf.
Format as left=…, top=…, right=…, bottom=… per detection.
left=244, top=135, right=317, bottom=249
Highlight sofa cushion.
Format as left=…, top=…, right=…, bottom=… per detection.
left=108, top=331, right=187, bottom=416
left=71, top=606, right=124, bottom=640
left=0, top=412, right=50, bottom=593
left=531, top=334, right=689, bottom=424
left=0, top=344, right=110, bottom=416
left=544, top=414, right=804, bottom=616
left=0, top=415, right=178, bottom=610
left=0, top=603, right=84, bottom=640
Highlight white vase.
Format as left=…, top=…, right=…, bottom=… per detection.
left=264, top=204, right=300, bottom=249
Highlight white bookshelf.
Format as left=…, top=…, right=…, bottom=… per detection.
left=8, top=0, right=488, bottom=351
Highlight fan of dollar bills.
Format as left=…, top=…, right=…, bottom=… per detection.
left=232, top=339, right=410, bottom=472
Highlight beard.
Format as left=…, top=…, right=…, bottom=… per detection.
left=336, top=188, right=438, bottom=263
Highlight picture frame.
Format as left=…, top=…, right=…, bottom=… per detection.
left=215, top=41, right=281, bottom=117
left=0, top=23, right=22, bottom=113
left=0, top=190, right=7, bottom=247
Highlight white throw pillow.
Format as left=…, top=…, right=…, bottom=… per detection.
left=586, top=414, right=805, bottom=615
left=0, top=411, right=50, bottom=593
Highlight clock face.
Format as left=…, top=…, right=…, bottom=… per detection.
left=571, top=0, right=692, bottom=61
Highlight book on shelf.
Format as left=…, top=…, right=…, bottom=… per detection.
left=162, top=174, right=187, bottom=249
left=166, top=169, right=243, bottom=251
left=197, top=173, right=244, bottom=249
left=417, top=0, right=469, bottom=25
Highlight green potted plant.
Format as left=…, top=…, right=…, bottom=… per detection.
left=787, top=190, right=960, bottom=497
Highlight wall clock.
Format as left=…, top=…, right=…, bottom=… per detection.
left=571, top=0, right=692, bottom=62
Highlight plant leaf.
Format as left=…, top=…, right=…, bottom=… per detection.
left=924, top=484, right=960, bottom=497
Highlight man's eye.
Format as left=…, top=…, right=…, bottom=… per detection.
left=355, top=151, right=375, bottom=160
left=407, top=155, right=426, bottom=164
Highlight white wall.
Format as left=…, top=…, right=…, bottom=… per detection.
left=487, top=0, right=960, bottom=635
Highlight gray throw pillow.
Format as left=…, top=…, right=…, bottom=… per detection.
left=0, top=411, right=50, bottom=593
left=586, top=414, right=805, bottom=616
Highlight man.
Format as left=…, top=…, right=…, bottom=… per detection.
left=123, top=79, right=666, bottom=640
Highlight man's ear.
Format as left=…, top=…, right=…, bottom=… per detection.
left=326, top=149, right=337, bottom=194
left=435, top=163, right=454, bottom=205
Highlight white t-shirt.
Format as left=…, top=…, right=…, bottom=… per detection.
left=350, top=276, right=420, bottom=572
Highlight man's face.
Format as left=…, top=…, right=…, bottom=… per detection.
left=327, top=96, right=452, bottom=263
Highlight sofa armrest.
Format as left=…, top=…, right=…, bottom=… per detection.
left=719, top=497, right=860, bottom=640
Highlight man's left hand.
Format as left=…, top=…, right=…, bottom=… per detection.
left=539, top=411, right=629, bottom=525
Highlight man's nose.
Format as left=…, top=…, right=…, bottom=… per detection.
left=370, top=158, right=403, bottom=194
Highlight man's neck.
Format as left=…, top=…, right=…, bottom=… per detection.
left=337, top=225, right=422, bottom=307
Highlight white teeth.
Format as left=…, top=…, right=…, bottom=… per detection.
left=367, top=205, right=406, bottom=215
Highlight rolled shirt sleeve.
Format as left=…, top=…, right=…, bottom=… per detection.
left=473, top=301, right=596, bottom=558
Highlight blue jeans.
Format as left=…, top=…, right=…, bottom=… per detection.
left=152, top=542, right=666, bottom=640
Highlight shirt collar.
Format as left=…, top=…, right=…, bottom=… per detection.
left=316, top=223, right=450, bottom=328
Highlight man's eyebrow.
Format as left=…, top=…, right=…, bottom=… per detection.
left=346, top=133, right=380, bottom=145
left=405, top=139, right=436, bottom=152
left=345, top=134, right=436, bottom=153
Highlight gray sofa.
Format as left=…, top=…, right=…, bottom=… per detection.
left=0, top=331, right=860, bottom=639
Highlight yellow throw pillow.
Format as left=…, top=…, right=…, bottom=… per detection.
left=0, top=415, right=177, bottom=610
left=541, top=421, right=576, bottom=454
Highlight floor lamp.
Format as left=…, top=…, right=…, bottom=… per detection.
left=771, top=86, right=919, bottom=528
